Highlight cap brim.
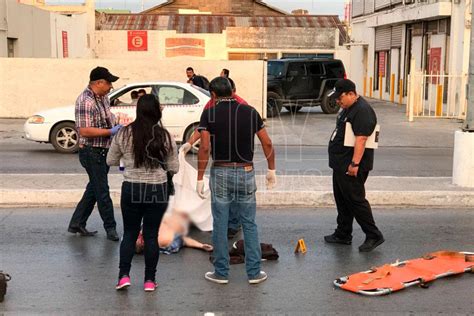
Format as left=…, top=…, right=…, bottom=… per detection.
left=107, top=74, right=119, bottom=82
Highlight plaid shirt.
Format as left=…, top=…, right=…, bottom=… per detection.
left=75, top=86, right=116, bottom=148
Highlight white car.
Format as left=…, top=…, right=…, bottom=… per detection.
left=24, top=82, right=210, bottom=153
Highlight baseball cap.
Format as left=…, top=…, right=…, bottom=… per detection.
left=328, top=79, right=356, bottom=99
left=89, top=66, right=119, bottom=83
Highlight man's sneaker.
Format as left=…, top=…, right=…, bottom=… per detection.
left=249, top=271, right=267, bottom=284
left=144, top=281, right=157, bottom=292
left=115, top=276, right=131, bottom=290
left=324, top=233, right=352, bottom=245
left=359, top=236, right=385, bottom=252
left=204, top=272, right=228, bottom=284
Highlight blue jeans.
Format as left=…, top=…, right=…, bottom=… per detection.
left=210, top=166, right=261, bottom=278
left=69, top=146, right=116, bottom=231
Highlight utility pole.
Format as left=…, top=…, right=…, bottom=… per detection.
left=465, top=0, right=474, bottom=132
left=452, top=0, right=474, bottom=187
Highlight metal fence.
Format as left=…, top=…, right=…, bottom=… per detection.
left=407, top=69, right=468, bottom=121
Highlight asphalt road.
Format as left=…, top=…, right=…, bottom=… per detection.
left=0, top=208, right=472, bottom=314
left=0, top=142, right=454, bottom=177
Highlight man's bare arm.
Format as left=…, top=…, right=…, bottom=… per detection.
left=197, top=130, right=211, bottom=180
left=257, top=128, right=275, bottom=170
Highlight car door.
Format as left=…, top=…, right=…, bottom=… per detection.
left=283, top=62, right=310, bottom=99
left=154, top=84, right=201, bottom=141
left=307, top=62, right=324, bottom=99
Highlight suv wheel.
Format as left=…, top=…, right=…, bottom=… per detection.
left=50, top=122, right=79, bottom=154
left=267, top=91, right=283, bottom=118
left=321, top=89, right=340, bottom=114
left=284, top=106, right=302, bottom=113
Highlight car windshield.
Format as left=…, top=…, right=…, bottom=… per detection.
left=190, top=84, right=210, bottom=97
left=268, top=61, right=284, bottom=77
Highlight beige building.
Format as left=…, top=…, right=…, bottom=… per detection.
left=94, top=0, right=349, bottom=63
left=349, top=0, right=470, bottom=117
left=0, top=0, right=94, bottom=58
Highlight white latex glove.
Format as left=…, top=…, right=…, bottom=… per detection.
left=179, top=142, right=192, bottom=155
left=266, top=169, right=277, bottom=190
left=196, top=180, right=208, bottom=199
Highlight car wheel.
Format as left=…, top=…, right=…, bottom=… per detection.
left=321, top=89, right=340, bottom=114
left=284, top=106, right=303, bottom=113
left=50, top=122, right=79, bottom=154
left=183, top=124, right=200, bottom=155
left=267, top=91, right=283, bottom=118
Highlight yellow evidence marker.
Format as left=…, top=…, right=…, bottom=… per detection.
left=294, top=239, right=307, bottom=254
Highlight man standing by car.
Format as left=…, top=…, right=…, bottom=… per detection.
left=325, top=79, right=384, bottom=252
left=186, top=67, right=208, bottom=90
left=196, top=77, right=276, bottom=284
left=67, top=67, right=122, bottom=241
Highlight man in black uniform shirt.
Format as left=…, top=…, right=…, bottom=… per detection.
left=325, top=79, right=384, bottom=252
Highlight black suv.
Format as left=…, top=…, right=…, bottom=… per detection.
left=266, top=58, right=346, bottom=117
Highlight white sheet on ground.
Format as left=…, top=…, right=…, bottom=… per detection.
left=168, top=151, right=213, bottom=231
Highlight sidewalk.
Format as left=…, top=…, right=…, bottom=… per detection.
left=1, top=173, right=473, bottom=208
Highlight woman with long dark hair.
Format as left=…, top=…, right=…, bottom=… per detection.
left=107, top=94, right=178, bottom=292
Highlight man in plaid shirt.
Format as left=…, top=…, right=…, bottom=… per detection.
left=68, top=67, right=122, bottom=241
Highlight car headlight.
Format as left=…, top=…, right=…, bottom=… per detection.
left=27, top=115, right=45, bottom=124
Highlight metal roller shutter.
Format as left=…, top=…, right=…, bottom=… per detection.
left=364, top=0, right=374, bottom=14
left=375, top=0, right=391, bottom=10
left=352, top=0, right=364, bottom=17
left=391, top=25, right=403, bottom=48
left=375, top=27, right=391, bottom=51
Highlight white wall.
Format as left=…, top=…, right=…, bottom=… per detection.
left=50, top=13, right=89, bottom=58
left=96, top=30, right=228, bottom=60
left=0, top=58, right=267, bottom=118
left=411, top=36, right=423, bottom=71
left=348, top=20, right=375, bottom=96
left=0, top=0, right=6, bottom=57
left=6, top=1, right=52, bottom=57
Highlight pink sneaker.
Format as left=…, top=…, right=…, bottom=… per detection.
left=115, top=276, right=131, bottom=290
left=144, top=280, right=157, bottom=292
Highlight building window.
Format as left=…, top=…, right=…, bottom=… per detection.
left=228, top=52, right=277, bottom=60
left=282, top=53, right=334, bottom=59
left=7, top=38, right=17, bottom=58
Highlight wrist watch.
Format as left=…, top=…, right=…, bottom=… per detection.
left=350, top=161, right=360, bottom=167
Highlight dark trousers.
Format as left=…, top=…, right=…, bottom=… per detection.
left=69, top=146, right=116, bottom=231
left=332, top=170, right=382, bottom=240
left=119, top=182, right=168, bottom=282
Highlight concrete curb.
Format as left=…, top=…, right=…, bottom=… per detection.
left=2, top=189, right=474, bottom=208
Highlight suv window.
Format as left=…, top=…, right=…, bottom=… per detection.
left=287, top=63, right=306, bottom=76
left=307, top=63, right=323, bottom=75
left=323, top=61, right=345, bottom=78
left=268, top=61, right=285, bottom=77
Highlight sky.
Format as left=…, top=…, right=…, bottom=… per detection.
left=45, top=0, right=346, bottom=16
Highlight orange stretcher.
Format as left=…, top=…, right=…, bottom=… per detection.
left=334, top=251, right=474, bottom=296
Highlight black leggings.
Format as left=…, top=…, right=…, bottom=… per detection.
left=119, top=181, right=168, bottom=282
